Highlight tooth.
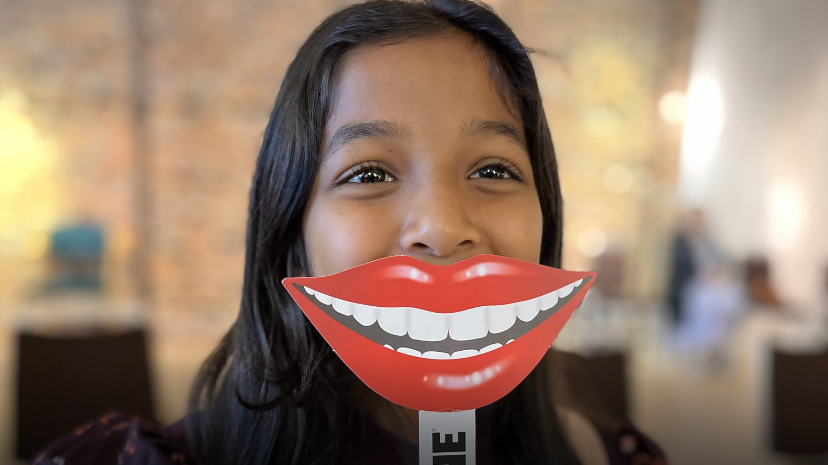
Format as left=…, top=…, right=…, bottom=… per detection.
left=516, top=298, right=540, bottom=322
left=422, top=351, right=450, bottom=359
left=408, top=308, right=448, bottom=341
left=449, top=307, right=488, bottom=341
left=575, top=278, right=583, bottom=287
left=332, top=298, right=353, bottom=316
left=378, top=307, right=408, bottom=336
left=480, top=343, right=502, bottom=353
left=539, top=291, right=559, bottom=311
left=558, top=283, right=575, bottom=298
left=487, top=304, right=517, bottom=334
left=506, top=339, right=514, bottom=344
left=352, top=303, right=378, bottom=326
left=304, top=286, right=315, bottom=295
left=397, top=347, right=421, bottom=357
left=451, top=349, right=479, bottom=359
left=383, top=344, right=394, bottom=350
left=315, top=291, right=332, bottom=305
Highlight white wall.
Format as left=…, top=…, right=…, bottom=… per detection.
left=679, top=0, right=828, bottom=314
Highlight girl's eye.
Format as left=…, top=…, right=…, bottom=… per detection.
left=345, top=166, right=396, bottom=184
left=470, top=162, right=523, bottom=181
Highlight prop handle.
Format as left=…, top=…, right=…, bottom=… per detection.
left=419, top=410, right=476, bottom=465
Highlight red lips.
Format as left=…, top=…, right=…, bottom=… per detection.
left=283, top=254, right=595, bottom=411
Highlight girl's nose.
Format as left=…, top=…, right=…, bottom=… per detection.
left=398, top=183, right=482, bottom=259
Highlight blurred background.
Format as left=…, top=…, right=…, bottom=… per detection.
left=1, top=0, right=826, bottom=464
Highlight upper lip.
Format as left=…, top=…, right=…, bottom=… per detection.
left=293, top=254, right=591, bottom=313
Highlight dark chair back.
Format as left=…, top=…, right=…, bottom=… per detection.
left=15, top=327, right=155, bottom=460
left=771, top=346, right=828, bottom=455
left=745, top=256, right=781, bottom=307
left=549, top=349, right=629, bottom=423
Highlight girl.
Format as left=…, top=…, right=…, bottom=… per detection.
left=36, top=1, right=666, bottom=464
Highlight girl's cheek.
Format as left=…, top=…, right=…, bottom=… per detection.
left=307, top=199, right=399, bottom=276
left=482, top=194, right=543, bottom=262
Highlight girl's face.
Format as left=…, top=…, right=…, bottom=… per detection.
left=303, top=33, right=543, bottom=277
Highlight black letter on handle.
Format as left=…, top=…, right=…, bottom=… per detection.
left=433, top=455, right=465, bottom=465
left=432, top=431, right=466, bottom=453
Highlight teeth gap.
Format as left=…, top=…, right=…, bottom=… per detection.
left=304, top=278, right=585, bottom=359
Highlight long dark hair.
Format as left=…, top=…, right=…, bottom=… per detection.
left=187, top=1, right=575, bottom=464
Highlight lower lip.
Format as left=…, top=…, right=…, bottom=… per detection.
left=291, top=288, right=586, bottom=411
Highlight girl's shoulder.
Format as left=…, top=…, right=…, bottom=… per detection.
left=557, top=406, right=668, bottom=465
left=32, top=412, right=196, bottom=465
left=34, top=409, right=666, bottom=465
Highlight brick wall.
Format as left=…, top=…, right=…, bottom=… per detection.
left=0, top=0, right=695, bottom=315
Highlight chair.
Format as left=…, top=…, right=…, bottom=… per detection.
left=548, top=348, right=629, bottom=422
left=770, top=346, right=828, bottom=455
left=745, top=257, right=782, bottom=307
left=14, top=327, right=156, bottom=461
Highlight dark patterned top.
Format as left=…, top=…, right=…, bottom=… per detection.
left=33, top=411, right=667, bottom=465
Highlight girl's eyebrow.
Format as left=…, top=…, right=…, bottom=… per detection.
left=462, top=117, right=528, bottom=153
left=322, top=120, right=412, bottom=161
left=321, top=118, right=528, bottom=161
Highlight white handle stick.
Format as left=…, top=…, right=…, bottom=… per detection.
left=418, top=410, right=476, bottom=465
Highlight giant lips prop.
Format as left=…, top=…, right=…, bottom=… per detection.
left=283, top=254, right=595, bottom=464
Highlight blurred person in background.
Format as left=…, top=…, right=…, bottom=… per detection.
left=666, top=208, right=718, bottom=329
left=677, top=259, right=746, bottom=373
left=33, top=1, right=667, bottom=464
left=668, top=209, right=746, bottom=372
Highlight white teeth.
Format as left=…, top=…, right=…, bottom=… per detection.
left=306, top=278, right=587, bottom=358
left=449, top=306, right=488, bottom=341
left=515, top=298, right=540, bottom=322
left=332, top=298, right=353, bottom=316
left=315, top=291, right=333, bottom=305
left=451, top=349, right=479, bottom=359
left=487, top=304, right=517, bottom=334
left=397, top=347, right=421, bottom=357
left=539, top=291, right=559, bottom=311
left=352, top=303, right=378, bottom=326
left=408, top=308, right=448, bottom=341
left=378, top=307, right=409, bottom=336
left=558, top=283, right=575, bottom=298
left=480, top=343, right=502, bottom=353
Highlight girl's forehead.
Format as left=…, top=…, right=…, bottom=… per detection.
left=326, top=34, right=522, bottom=139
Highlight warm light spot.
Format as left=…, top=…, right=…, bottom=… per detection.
left=768, top=181, right=804, bottom=250
left=680, top=75, right=724, bottom=202
left=0, top=89, right=63, bottom=255
left=577, top=228, right=607, bottom=258
left=659, top=90, right=687, bottom=124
